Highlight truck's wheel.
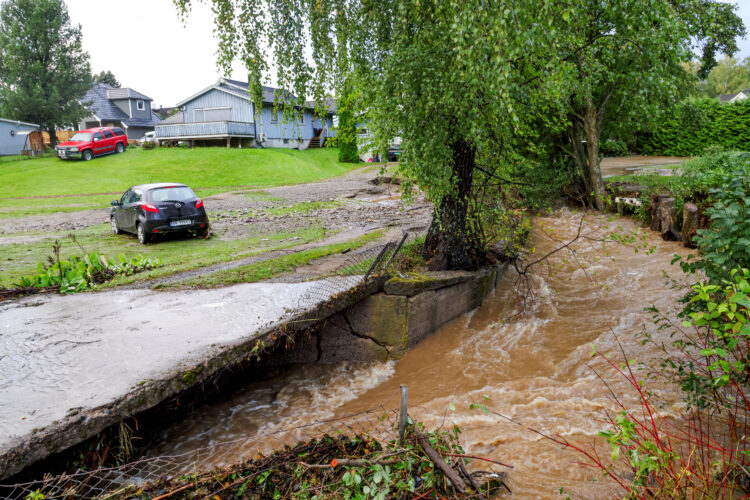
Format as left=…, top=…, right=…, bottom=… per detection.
left=116, top=142, right=125, bottom=153
left=82, top=149, right=93, bottom=161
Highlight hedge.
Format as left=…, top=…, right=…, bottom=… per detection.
left=643, top=98, right=750, bottom=156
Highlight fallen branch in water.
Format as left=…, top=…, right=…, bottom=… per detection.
left=413, top=420, right=467, bottom=494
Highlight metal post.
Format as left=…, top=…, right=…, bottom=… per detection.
left=398, top=384, right=408, bottom=446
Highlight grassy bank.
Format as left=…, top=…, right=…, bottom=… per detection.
left=0, top=147, right=359, bottom=217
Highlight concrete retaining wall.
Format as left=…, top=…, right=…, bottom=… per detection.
left=265, top=264, right=509, bottom=365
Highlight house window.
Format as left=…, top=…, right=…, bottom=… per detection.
left=194, top=107, right=230, bottom=122
left=204, top=107, right=231, bottom=121
left=283, top=138, right=289, bottom=144
left=270, top=109, right=279, bottom=123
left=137, top=100, right=145, bottom=111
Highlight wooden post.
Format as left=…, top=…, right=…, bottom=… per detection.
left=398, top=385, right=408, bottom=446
left=681, top=202, right=699, bottom=248
left=226, top=137, right=231, bottom=148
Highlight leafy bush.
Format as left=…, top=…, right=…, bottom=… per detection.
left=644, top=98, right=750, bottom=156
left=600, top=138, right=630, bottom=157
left=610, top=149, right=749, bottom=234
left=13, top=241, right=161, bottom=294
left=142, top=140, right=156, bottom=150
left=675, top=152, right=750, bottom=283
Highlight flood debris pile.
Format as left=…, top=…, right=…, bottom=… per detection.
left=130, top=426, right=506, bottom=499
left=7, top=423, right=507, bottom=499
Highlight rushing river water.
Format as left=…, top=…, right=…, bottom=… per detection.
left=150, top=210, right=694, bottom=498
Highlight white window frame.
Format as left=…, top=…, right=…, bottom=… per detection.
left=136, top=100, right=145, bottom=111
left=270, top=108, right=279, bottom=123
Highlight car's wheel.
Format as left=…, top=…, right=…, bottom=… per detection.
left=137, top=223, right=150, bottom=244
left=195, top=227, right=209, bottom=239
left=110, top=216, right=121, bottom=235
left=115, top=142, right=125, bottom=153
left=82, top=149, right=93, bottom=161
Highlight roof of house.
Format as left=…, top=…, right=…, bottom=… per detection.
left=106, top=87, right=153, bottom=101
left=82, top=84, right=161, bottom=127
left=0, top=117, right=39, bottom=128
left=304, top=97, right=337, bottom=114
left=175, top=79, right=335, bottom=114
left=159, top=111, right=184, bottom=125
left=719, top=89, right=750, bottom=103
left=154, top=107, right=177, bottom=120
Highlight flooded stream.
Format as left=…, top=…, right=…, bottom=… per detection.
left=150, top=210, right=694, bottom=498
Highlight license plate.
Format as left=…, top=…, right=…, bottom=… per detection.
left=170, top=219, right=192, bottom=227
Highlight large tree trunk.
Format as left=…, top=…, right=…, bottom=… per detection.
left=583, top=101, right=605, bottom=211
left=47, top=126, right=57, bottom=148
left=422, top=138, right=476, bottom=271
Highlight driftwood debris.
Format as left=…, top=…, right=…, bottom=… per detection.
left=681, top=202, right=699, bottom=248
left=413, top=423, right=467, bottom=494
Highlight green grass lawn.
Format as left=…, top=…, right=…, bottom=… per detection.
left=0, top=223, right=330, bottom=288
left=0, top=147, right=358, bottom=216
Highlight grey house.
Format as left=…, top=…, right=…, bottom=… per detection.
left=0, top=118, right=39, bottom=156
left=155, top=78, right=336, bottom=148
left=79, top=84, right=162, bottom=139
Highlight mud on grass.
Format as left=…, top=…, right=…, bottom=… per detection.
left=159, top=230, right=385, bottom=289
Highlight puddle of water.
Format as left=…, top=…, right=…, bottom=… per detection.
left=150, top=210, right=695, bottom=498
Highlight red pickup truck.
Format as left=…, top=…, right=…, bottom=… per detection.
left=55, top=126, right=129, bottom=161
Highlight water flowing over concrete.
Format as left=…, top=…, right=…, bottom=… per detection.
left=0, top=277, right=360, bottom=475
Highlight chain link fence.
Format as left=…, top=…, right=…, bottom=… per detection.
left=0, top=400, right=403, bottom=499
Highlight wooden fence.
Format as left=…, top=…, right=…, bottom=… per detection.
left=42, top=130, right=76, bottom=145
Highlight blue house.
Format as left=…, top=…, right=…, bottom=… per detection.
left=155, top=78, right=336, bottom=148
left=0, top=118, right=39, bottom=156
left=79, top=84, right=162, bottom=140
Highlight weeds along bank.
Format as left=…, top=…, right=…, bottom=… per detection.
left=581, top=149, right=750, bottom=497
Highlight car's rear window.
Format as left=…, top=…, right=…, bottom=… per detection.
left=113, top=128, right=125, bottom=136
left=149, top=186, right=197, bottom=202
left=71, top=132, right=92, bottom=141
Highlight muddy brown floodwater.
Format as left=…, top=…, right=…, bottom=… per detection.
left=149, top=210, right=695, bottom=499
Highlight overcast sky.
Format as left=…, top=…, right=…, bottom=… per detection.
left=65, top=0, right=750, bottom=108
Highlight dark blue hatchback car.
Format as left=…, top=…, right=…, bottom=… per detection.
left=110, top=183, right=210, bottom=244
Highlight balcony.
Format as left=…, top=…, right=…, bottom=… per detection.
left=154, top=121, right=255, bottom=140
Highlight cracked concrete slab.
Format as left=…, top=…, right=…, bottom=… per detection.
left=0, top=277, right=360, bottom=478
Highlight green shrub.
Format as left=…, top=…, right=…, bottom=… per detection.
left=14, top=242, right=161, bottom=294
left=677, top=154, right=750, bottom=283
left=644, top=98, right=750, bottom=156
left=600, top=138, right=630, bottom=157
